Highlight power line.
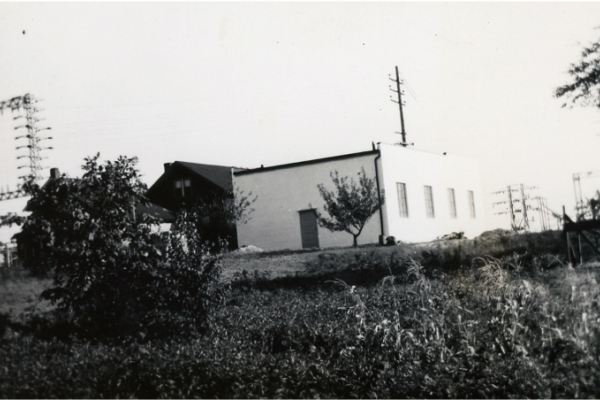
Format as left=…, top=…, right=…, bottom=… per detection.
left=396, top=70, right=418, bottom=100
left=492, top=183, right=550, bottom=232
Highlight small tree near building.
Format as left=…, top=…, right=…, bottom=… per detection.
left=189, top=186, right=257, bottom=250
left=314, top=168, right=383, bottom=247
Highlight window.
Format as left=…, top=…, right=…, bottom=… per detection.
left=397, top=182, right=409, bottom=218
left=174, top=178, right=192, bottom=198
left=448, top=188, right=457, bottom=218
left=424, top=185, right=435, bottom=218
left=468, top=190, right=476, bottom=218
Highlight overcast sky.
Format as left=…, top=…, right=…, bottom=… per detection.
left=2, top=2, right=600, bottom=242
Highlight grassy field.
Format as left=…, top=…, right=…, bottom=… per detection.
left=0, top=267, right=52, bottom=321
left=2, top=230, right=600, bottom=398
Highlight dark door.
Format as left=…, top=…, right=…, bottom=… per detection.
left=299, top=209, right=320, bottom=249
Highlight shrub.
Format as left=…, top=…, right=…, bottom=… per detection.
left=16, top=154, right=224, bottom=341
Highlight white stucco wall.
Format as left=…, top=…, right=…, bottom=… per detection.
left=233, top=152, right=382, bottom=251
left=378, top=143, right=486, bottom=242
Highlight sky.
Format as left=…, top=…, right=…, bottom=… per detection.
left=1, top=2, right=600, bottom=243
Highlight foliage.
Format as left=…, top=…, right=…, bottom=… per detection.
left=314, top=168, right=383, bottom=247
left=15, top=154, right=224, bottom=341
left=3, top=255, right=600, bottom=398
left=0, top=213, right=27, bottom=229
left=0, top=175, right=36, bottom=244
left=158, top=206, right=226, bottom=336
left=191, top=186, right=257, bottom=250
left=555, top=32, right=600, bottom=108
left=5, top=230, right=600, bottom=398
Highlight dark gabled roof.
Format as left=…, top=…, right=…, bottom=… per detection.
left=176, top=162, right=233, bottom=191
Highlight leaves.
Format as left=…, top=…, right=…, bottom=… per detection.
left=314, top=168, right=383, bottom=247
left=555, top=33, right=600, bottom=108
left=186, top=185, right=257, bottom=250
left=15, top=154, right=224, bottom=341
left=0, top=213, right=27, bottom=229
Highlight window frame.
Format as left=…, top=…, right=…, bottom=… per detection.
left=448, top=188, right=457, bottom=219
left=174, top=178, right=192, bottom=198
left=424, top=185, right=435, bottom=219
left=468, top=190, right=476, bottom=218
left=396, top=182, right=409, bottom=218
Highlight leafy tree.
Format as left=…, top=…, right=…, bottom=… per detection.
left=191, top=186, right=257, bottom=250
left=314, top=168, right=383, bottom=247
left=555, top=33, right=600, bottom=108
left=17, top=154, right=224, bottom=341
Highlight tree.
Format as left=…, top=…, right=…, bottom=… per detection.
left=314, top=168, right=383, bottom=247
left=555, top=33, right=600, bottom=108
left=17, top=154, right=224, bottom=341
left=191, top=186, right=257, bottom=250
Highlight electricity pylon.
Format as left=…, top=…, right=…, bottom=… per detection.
left=0, top=94, right=52, bottom=201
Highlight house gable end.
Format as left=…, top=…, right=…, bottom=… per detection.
left=147, top=162, right=233, bottom=211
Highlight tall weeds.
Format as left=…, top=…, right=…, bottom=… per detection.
left=326, top=256, right=600, bottom=398
left=2, top=250, right=600, bottom=398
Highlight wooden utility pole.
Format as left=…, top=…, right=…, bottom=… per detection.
left=389, top=66, right=407, bottom=146
left=520, top=184, right=530, bottom=232
left=493, top=184, right=540, bottom=232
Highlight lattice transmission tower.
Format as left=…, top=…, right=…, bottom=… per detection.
left=0, top=93, right=52, bottom=201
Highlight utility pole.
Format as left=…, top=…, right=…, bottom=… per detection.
left=0, top=93, right=52, bottom=201
left=572, top=170, right=600, bottom=220
left=520, top=184, right=530, bottom=232
left=530, top=196, right=552, bottom=231
left=537, top=197, right=547, bottom=231
left=492, top=184, right=540, bottom=233
left=389, top=66, right=408, bottom=146
left=492, top=186, right=519, bottom=232
left=508, top=186, right=518, bottom=231
left=542, top=197, right=551, bottom=230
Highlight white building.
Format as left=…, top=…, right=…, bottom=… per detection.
left=233, top=143, right=485, bottom=251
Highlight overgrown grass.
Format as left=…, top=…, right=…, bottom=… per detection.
left=2, top=232, right=600, bottom=398
left=0, top=267, right=52, bottom=320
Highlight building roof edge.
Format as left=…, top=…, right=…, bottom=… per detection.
left=233, top=150, right=379, bottom=176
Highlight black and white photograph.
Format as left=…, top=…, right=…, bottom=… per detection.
left=1, top=2, right=600, bottom=398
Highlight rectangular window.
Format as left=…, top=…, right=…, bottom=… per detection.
left=468, top=190, right=476, bottom=218
left=448, top=188, right=457, bottom=218
left=424, top=185, right=435, bottom=218
left=174, top=178, right=192, bottom=197
left=396, top=182, right=409, bottom=218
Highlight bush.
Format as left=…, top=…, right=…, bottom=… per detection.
left=16, top=154, right=224, bottom=341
